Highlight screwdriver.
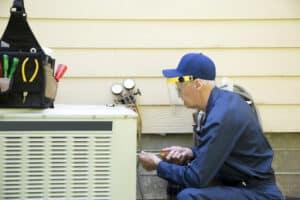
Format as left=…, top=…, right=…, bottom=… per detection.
left=55, top=64, right=68, bottom=81
left=8, top=57, right=19, bottom=78
left=159, top=150, right=171, bottom=159
left=3, top=54, right=9, bottom=78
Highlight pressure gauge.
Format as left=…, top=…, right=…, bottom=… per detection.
left=123, top=79, right=135, bottom=90
left=111, top=84, right=123, bottom=95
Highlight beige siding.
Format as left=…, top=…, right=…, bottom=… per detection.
left=1, top=19, right=300, bottom=48
left=1, top=0, right=300, bottom=198
left=56, top=77, right=300, bottom=105
left=21, top=48, right=300, bottom=77
left=55, top=76, right=300, bottom=132
left=139, top=105, right=300, bottom=133
left=0, top=0, right=299, bottom=133
left=1, top=0, right=300, bottom=19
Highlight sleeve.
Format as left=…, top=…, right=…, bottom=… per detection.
left=157, top=111, right=248, bottom=188
left=191, top=147, right=197, bottom=158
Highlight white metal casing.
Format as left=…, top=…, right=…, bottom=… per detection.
left=0, top=105, right=137, bottom=200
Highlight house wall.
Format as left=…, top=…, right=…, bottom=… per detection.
left=1, top=0, right=299, bottom=198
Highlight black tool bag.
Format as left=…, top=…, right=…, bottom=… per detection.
left=0, top=0, right=57, bottom=108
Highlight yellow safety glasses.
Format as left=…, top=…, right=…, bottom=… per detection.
left=166, top=75, right=194, bottom=83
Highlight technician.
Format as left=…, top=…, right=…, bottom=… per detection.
left=139, top=53, right=284, bottom=200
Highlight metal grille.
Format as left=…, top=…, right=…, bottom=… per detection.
left=0, top=133, right=112, bottom=200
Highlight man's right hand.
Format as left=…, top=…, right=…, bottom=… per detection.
left=160, top=146, right=194, bottom=164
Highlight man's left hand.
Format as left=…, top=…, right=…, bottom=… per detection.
left=138, top=151, right=162, bottom=171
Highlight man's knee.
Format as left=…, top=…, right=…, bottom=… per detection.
left=176, top=188, right=202, bottom=200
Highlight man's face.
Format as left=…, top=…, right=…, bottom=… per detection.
left=176, top=81, right=200, bottom=108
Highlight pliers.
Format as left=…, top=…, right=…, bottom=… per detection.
left=21, top=57, right=39, bottom=83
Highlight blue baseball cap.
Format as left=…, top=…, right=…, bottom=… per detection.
left=162, top=53, right=216, bottom=80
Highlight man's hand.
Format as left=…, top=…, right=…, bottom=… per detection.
left=161, top=146, right=194, bottom=164
left=138, top=151, right=162, bottom=171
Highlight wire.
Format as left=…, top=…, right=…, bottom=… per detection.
left=135, top=104, right=143, bottom=152
left=111, top=84, right=145, bottom=199
left=135, top=104, right=145, bottom=200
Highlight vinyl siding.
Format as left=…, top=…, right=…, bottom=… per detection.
left=0, top=0, right=299, bottom=198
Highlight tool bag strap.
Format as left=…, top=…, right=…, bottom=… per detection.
left=12, top=0, right=25, bottom=12
left=0, top=0, right=44, bottom=53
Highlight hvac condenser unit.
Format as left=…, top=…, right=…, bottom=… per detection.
left=0, top=105, right=137, bottom=200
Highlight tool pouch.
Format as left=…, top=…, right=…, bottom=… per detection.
left=0, top=0, right=57, bottom=108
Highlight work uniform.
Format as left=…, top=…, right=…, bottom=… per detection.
left=157, top=87, right=284, bottom=200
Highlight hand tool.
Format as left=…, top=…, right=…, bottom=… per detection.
left=21, top=57, right=39, bottom=104
left=55, top=64, right=67, bottom=81
left=2, top=54, right=9, bottom=78
left=159, top=150, right=171, bottom=159
left=8, top=57, right=19, bottom=78
left=21, top=57, right=39, bottom=83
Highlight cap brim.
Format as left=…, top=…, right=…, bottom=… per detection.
left=162, top=69, right=183, bottom=78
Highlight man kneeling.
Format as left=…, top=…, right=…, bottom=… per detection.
left=139, top=53, right=283, bottom=200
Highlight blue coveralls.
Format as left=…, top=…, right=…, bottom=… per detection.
left=157, top=87, right=284, bottom=200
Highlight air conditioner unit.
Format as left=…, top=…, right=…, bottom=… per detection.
left=0, top=105, right=137, bottom=200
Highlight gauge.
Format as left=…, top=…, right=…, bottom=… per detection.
left=123, top=79, right=135, bottom=90
left=111, top=83, right=123, bottom=95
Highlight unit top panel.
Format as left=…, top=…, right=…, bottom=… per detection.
left=0, top=104, right=137, bottom=119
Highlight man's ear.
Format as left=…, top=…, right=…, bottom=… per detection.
left=194, top=79, right=203, bottom=90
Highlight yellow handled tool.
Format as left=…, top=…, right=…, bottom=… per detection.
left=21, top=57, right=39, bottom=83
